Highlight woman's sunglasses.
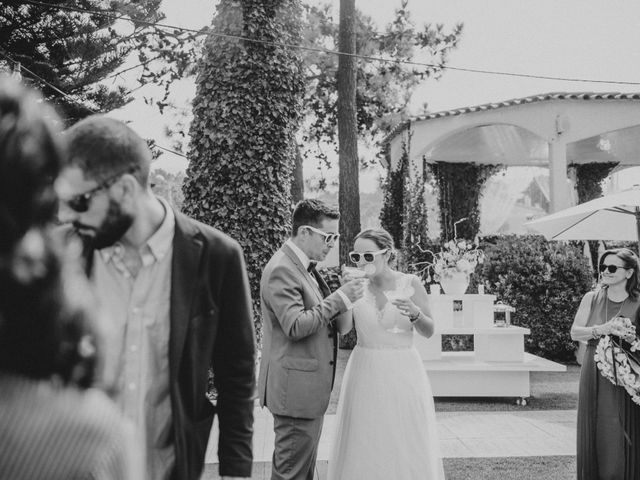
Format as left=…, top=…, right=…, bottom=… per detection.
left=600, top=264, right=628, bottom=274
left=349, top=249, right=387, bottom=263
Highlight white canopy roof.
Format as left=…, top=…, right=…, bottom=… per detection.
left=385, top=92, right=640, bottom=212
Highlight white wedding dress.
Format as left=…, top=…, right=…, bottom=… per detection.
left=327, top=273, right=445, bottom=480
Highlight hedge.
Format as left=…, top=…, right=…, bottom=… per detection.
left=476, top=235, right=593, bottom=362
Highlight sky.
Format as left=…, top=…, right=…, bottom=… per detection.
left=115, top=0, right=640, bottom=191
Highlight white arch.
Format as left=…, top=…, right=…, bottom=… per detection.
left=387, top=94, right=640, bottom=212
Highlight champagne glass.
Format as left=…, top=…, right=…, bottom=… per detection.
left=383, top=290, right=412, bottom=333
left=342, top=265, right=368, bottom=280
left=341, top=266, right=368, bottom=305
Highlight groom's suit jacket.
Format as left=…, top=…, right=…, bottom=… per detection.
left=257, top=243, right=348, bottom=419
left=78, top=210, right=256, bottom=480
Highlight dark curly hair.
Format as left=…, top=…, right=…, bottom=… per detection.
left=0, top=80, right=64, bottom=254
left=0, top=79, right=99, bottom=387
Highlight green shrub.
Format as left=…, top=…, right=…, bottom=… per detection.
left=476, top=235, right=593, bottom=362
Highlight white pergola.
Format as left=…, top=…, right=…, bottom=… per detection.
left=385, top=92, right=640, bottom=212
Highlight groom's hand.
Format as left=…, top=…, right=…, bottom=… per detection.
left=339, top=278, right=366, bottom=303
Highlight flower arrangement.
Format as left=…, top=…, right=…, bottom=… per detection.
left=594, top=317, right=640, bottom=406
left=413, top=237, right=485, bottom=283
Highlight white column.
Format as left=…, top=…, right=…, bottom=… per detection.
left=549, top=139, right=571, bottom=212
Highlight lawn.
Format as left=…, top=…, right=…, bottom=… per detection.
left=204, top=457, right=576, bottom=480
left=204, top=348, right=580, bottom=479
left=328, top=348, right=580, bottom=414
left=443, top=456, right=576, bottom=480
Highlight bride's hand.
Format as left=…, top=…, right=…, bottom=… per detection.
left=391, top=298, right=420, bottom=318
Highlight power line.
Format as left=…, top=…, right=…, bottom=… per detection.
left=0, top=50, right=189, bottom=160
left=153, top=143, right=187, bottom=158
left=103, top=54, right=163, bottom=81
left=0, top=50, right=88, bottom=102
left=20, top=0, right=206, bottom=34
left=18, top=0, right=640, bottom=86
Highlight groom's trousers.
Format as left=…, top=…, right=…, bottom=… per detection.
left=271, top=414, right=324, bottom=480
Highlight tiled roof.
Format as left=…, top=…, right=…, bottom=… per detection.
left=384, top=92, right=640, bottom=144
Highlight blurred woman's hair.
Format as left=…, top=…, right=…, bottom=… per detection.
left=354, top=228, right=397, bottom=264
left=0, top=79, right=99, bottom=387
left=0, top=79, right=64, bottom=253
left=599, top=247, right=640, bottom=299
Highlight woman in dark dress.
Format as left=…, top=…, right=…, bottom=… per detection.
left=571, top=248, right=640, bottom=480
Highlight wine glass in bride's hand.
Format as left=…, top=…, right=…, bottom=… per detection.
left=383, top=291, right=413, bottom=333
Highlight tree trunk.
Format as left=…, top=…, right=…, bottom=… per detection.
left=337, top=0, right=360, bottom=266
left=291, top=144, right=304, bottom=203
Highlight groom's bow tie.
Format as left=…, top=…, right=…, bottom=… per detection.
left=307, top=261, right=317, bottom=273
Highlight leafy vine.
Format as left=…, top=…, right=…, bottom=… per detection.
left=182, top=0, right=305, bottom=342
left=379, top=134, right=410, bottom=247
left=430, top=162, right=502, bottom=242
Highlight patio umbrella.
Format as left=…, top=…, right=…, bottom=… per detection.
left=525, top=185, right=640, bottom=242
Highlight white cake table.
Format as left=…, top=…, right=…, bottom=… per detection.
left=414, top=293, right=566, bottom=403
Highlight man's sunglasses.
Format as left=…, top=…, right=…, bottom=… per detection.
left=301, top=225, right=340, bottom=245
left=64, top=167, right=138, bottom=213
left=349, top=249, right=388, bottom=263
left=600, top=264, right=628, bottom=274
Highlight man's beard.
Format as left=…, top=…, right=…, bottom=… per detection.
left=74, top=199, right=133, bottom=250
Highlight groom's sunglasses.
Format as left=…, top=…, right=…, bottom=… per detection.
left=349, top=249, right=387, bottom=263
left=600, top=264, right=627, bottom=274
left=301, top=225, right=340, bottom=245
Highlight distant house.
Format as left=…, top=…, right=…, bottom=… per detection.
left=493, top=175, right=554, bottom=235
left=520, top=175, right=550, bottom=213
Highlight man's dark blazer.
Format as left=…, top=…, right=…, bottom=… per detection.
left=82, top=210, right=256, bottom=480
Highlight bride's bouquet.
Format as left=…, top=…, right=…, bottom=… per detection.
left=594, top=316, right=640, bottom=405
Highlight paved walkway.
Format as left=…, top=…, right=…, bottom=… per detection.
left=204, top=407, right=576, bottom=465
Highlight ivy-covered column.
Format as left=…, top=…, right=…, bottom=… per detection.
left=183, top=0, right=305, bottom=341
left=402, top=162, right=429, bottom=271
left=380, top=135, right=410, bottom=247
left=575, top=162, right=619, bottom=203
left=430, top=162, right=500, bottom=241
left=574, top=162, right=619, bottom=270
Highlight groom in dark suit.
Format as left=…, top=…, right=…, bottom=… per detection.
left=257, top=199, right=365, bottom=480
left=55, top=116, right=255, bottom=480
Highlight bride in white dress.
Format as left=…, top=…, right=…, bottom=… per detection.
left=327, top=228, right=445, bottom=480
